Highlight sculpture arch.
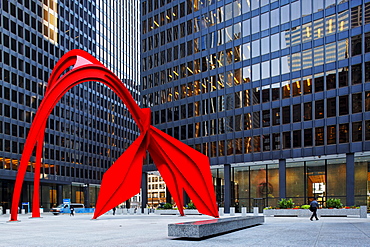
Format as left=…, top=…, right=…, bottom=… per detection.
left=10, top=50, right=218, bottom=221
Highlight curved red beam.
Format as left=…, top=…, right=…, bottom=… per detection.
left=10, top=50, right=218, bottom=221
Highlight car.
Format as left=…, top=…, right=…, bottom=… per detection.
left=50, top=203, right=84, bottom=215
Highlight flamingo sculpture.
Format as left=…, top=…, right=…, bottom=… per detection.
left=10, top=49, right=219, bottom=221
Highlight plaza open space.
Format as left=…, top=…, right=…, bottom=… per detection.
left=1, top=213, right=369, bottom=247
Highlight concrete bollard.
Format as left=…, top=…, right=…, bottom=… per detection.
left=6, top=209, right=10, bottom=215
left=122, top=208, right=128, bottom=215
left=230, top=207, right=235, bottom=216
left=253, top=207, right=259, bottom=216
left=136, top=208, right=141, bottom=215
left=40, top=208, right=44, bottom=214
left=21, top=209, right=26, bottom=214
left=219, top=207, right=224, bottom=216
left=242, top=207, right=247, bottom=216
left=129, top=208, right=135, bottom=215
left=144, top=208, right=148, bottom=215
left=360, top=206, right=367, bottom=218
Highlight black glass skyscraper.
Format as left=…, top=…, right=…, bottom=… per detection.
left=0, top=0, right=140, bottom=212
left=141, top=0, right=370, bottom=212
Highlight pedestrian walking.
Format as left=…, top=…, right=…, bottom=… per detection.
left=70, top=205, right=75, bottom=216
left=309, top=197, right=319, bottom=221
left=113, top=207, right=116, bottom=215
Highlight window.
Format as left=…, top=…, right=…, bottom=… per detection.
left=304, top=129, right=313, bottom=146
left=262, top=110, right=270, bottom=127
left=283, top=132, right=291, bottom=149
left=326, top=71, right=336, bottom=90
left=304, top=102, right=312, bottom=121
left=352, top=122, right=362, bottom=142
left=351, top=64, right=362, bottom=84
left=315, top=127, right=324, bottom=146
left=351, top=5, right=362, bottom=28
left=292, top=104, right=301, bottom=122
left=327, top=125, right=336, bottom=145
left=293, top=130, right=301, bottom=148
left=282, top=106, right=290, bottom=124
left=315, top=100, right=324, bottom=119
left=339, top=123, right=349, bottom=143
left=272, top=108, right=280, bottom=125
left=327, top=97, right=336, bottom=117
left=351, top=35, right=362, bottom=56
left=272, top=133, right=280, bottom=150
left=338, top=95, right=349, bottom=116
left=352, top=93, right=362, bottom=113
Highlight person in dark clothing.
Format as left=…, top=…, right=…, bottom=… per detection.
left=310, top=198, right=319, bottom=221
left=113, top=207, right=116, bottom=215
left=70, top=206, right=75, bottom=216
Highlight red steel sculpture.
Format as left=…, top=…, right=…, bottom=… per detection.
left=10, top=49, right=219, bottom=221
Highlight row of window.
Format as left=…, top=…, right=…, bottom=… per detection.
left=157, top=121, right=370, bottom=157
left=142, top=0, right=349, bottom=34
left=142, top=38, right=350, bottom=87
left=0, top=156, right=103, bottom=180
left=152, top=93, right=370, bottom=130
left=143, top=65, right=367, bottom=108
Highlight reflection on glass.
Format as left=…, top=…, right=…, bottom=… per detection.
left=234, top=69, right=241, bottom=85
left=234, top=23, right=241, bottom=39
left=314, top=46, right=324, bottom=66
left=271, top=33, right=280, bottom=52
left=303, top=77, right=312, bottom=94
left=242, top=19, right=250, bottom=37
left=243, top=66, right=251, bottom=83
left=252, top=63, right=260, bottom=81
left=326, top=15, right=336, bottom=35
left=338, top=39, right=349, bottom=60
left=261, top=12, right=269, bottom=31
left=251, top=16, right=259, bottom=34
left=253, top=136, right=260, bottom=152
left=218, top=140, right=225, bottom=156
left=291, top=53, right=301, bottom=72
left=218, top=73, right=225, bottom=89
left=242, top=43, right=250, bottom=60
left=314, top=18, right=324, bottom=39
left=282, top=81, right=290, bottom=99
left=281, top=5, right=290, bottom=24
left=271, top=58, right=280, bottom=77
left=242, top=0, right=250, bottom=14
left=225, top=25, right=233, bottom=43
left=302, top=22, right=312, bottom=43
left=302, top=49, right=312, bottom=69
left=234, top=0, right=241, bottom=17
left=261, top=61, right=270, bottom=79
left=271, top=8, right=279, bottom=27
left=338, top=10, right=349, bottom=32
left=226, top=71, right=233, bottom=88
left=252, top=40, right=260, bottom=58
left=244, top=113, right=251, bottom=130
left=234, top=46, right=241, bottom=62
left=261, top=36, right=270, bottom=55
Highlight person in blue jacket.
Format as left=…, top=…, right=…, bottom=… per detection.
left=310, top=197, right=319, bottom=221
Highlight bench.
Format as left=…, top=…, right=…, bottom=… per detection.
left=168, top=216, right=264, bottom=239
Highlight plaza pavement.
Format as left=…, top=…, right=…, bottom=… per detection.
left=0, top=212, right=369, bottom=247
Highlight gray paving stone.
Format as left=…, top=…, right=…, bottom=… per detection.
left=0, top=213, right=369, bottom=246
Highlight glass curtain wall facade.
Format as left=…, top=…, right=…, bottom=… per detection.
left=0, top=0, right=140, bottom=213
left=141, top=0, right=370, bottom=211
